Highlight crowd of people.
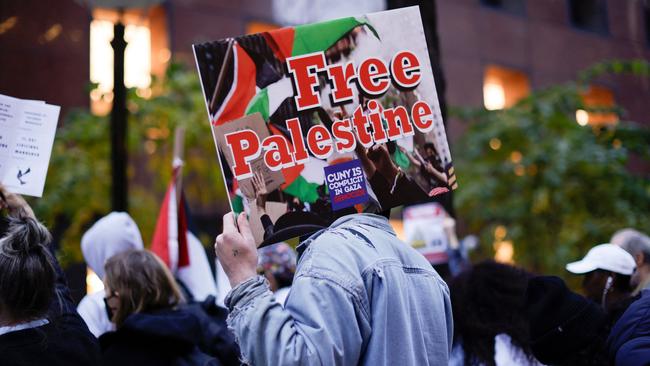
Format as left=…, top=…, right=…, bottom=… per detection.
left=1, top=183, right=650, bottom=365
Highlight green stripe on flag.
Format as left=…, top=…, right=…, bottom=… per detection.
left=292, top=17, right=378, bottom=56
left=392, top=148, right=411, bottom=170
left=245, top=88, right=270, bottom=121
left=231, top=194, right=244, bottom=214
left=283, top=175, right=321, bottom=203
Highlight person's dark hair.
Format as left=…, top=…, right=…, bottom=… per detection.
left=525, top=276, right=610, bottom=366
left=450, top=260, right=536, bottom=366
left=0, top=216, right=55, bottom=323
left=612, top=273, right=632, bottom=292
left=423, top=142, right=436, bottom=152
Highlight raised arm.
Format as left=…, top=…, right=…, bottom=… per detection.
left=215, top=213, right=367, bottom=365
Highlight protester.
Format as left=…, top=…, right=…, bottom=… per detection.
left=257, top=243, right=297, bottom=306
left=525, top=275, right=610, bottom=366
left=566, top=243, right=635, bottom=313
left=607, top=281, right=650, bottom=364
left=0, top=186, right=100, bottom=366
left=449, top=260, right=542, bottom=366
left=77, top=211, right=144, bottom=337
left=99, top=249, right=221, bottom=365
left=215, top=212, right=453, bottom=365
left=611, top=228, right=650, bottom=294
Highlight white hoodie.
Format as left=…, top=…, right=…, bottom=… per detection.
left=76, top=212, right=144, bottom=337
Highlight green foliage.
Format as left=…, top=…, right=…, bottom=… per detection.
left=452, top=60, right=650, bottom=278
left=32, top=63, right=228, bottom=266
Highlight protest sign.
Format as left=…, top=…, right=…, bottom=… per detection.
left=403, top=202, right=450, bottom=264
left=194, top=6, right=457, bottom=246
left=0, top=94, right=60, bottom=197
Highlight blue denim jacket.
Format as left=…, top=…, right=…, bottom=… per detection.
left=225, top=213, right=453, bottom=365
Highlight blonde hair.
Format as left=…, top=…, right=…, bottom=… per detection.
left=104, top=249, right=184, bottom=327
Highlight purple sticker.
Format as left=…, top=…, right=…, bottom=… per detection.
left=324, top=159, right=369, bottom=211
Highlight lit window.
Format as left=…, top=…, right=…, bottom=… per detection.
left=576, top=85, right=618, bottom=125
left=90, top=9, right=157, bottom=115
left=480, top=0, right=526, bottom=15
left=569, top=0, right=609, bottom=34
left=483, top=65, right=530, bottom=110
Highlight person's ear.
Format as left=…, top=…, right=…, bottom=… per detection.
left=635, top=253, right=645, bottom=266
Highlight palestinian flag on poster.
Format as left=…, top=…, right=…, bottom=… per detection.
left=151, top=166, right=217, bottom=301
left=241, top=17, right=377, bottom=202
left=209, top=42, right=257, bottom=127
left=245, top=17, right=378, bottom=120
left=266, top=16, right=378, bottom=61
left=194, top=7, right=458, bottom=248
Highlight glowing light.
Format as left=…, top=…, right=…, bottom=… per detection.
left=124, top=25, right=151, bottom=89
left=510, top=151, right=522, bottom=163
left=514, top=165, right=526, bottom=176
left=158, top=48, right=171, bottom=63
left=576, top=109, right=589, bottom=126
left=90, top=19, right=151, bottom=114
left=494, top=225, right=507, bottom=240
left=484, top=82, right=506, bottom=110
left=136, top=87, right=152, bottom=99
left=40, top=24, right=62, bottom=43
left=612, top=139, right=622, bottom=149
left=494, top=240, right=514, bottom=264
left=489, top=138, right=502, bottom=150
left=90, top=88, right=102, bottom=101
left=86, top=268, right=105, bottom=294
left=0, top=16, right=17, bottom=35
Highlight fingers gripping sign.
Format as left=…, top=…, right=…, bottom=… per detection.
left=215, top=212, right=259, bottom=287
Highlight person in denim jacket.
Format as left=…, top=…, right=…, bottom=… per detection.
left=215, top=212, right=453, bottom=365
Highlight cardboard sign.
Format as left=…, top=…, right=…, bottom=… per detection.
left=214, top=113, right=285, bottom=199
left=0, top=94, right=60, bottom=197
left=194, top=6, right=457, bottom=246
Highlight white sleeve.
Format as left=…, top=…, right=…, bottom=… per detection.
left=76, top=290, right=113, bottom=338
left=494, top=333, right=545, bottom=366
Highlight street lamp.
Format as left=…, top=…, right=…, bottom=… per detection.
left=80, top=0, right=162, bottom=212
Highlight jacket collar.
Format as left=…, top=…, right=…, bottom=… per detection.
left=296, top=213, right=394, bottom=259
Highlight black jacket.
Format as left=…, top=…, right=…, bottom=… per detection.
left=0, top=246, right=101, bottom=366
left=99, top=308, right=222, bottom=366
left=181, top=296, right=242, bottom=365
left=608, top=289, right=650, bottom=365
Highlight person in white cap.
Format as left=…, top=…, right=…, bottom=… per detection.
left=77, top=212, right=144, bottom=337
left=566, top=243, right=636, bottom=312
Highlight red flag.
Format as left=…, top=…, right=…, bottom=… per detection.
left=151, top=168, right=190, bottom=270
left=151, top=167, right=218, bottom=300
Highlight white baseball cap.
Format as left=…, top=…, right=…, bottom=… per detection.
left=566, top=243, right=636, bottom=275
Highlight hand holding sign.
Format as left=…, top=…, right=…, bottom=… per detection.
left=214, top=212, right=258, bottom=287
